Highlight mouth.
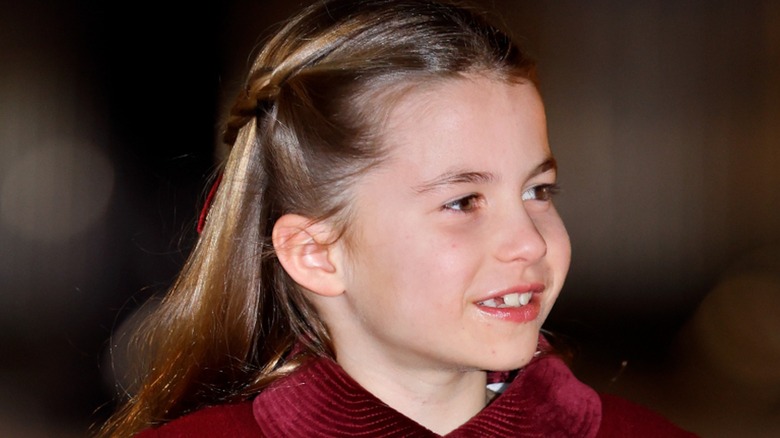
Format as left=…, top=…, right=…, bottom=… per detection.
left=474, top=284, right=545, bottom=322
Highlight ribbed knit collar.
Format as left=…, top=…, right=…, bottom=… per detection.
left=252, top=351, right=602, bottom=437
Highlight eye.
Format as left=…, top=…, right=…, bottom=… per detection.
left=442, top=194, right=483, bottom=212
left=522, top=183, right=560, bottom=202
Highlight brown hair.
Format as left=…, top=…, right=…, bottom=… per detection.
left=100, top=1, right=535, bottom=436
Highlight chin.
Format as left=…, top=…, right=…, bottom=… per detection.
left=479, top=339, right=541, bottom=372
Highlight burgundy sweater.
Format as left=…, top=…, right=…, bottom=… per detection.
left=138, top=354, right=697, bottom=437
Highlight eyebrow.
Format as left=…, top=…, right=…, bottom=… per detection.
left=532, top=157, right=558, bottom=177
left=413, top=157, right=557, bottom=194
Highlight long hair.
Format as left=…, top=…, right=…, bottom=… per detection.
left=100, top=1, right=535, bottom=436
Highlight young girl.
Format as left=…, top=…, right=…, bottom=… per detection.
left=102, top=1, right=697, bottom=436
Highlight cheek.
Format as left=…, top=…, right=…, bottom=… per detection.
left=399, top=235, right=470, bottom=284
left=389, top=230, right=485, bottom=302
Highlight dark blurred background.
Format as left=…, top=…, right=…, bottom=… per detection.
left=1, top=1, right=778, bottom=436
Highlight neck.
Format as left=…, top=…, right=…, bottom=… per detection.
left=336, top=353, right=488, bottom=435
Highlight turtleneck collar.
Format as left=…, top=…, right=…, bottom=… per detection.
left=252, top=350, right=602, bottom=437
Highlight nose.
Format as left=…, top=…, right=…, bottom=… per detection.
left=493, top=204, right=547, bottom=264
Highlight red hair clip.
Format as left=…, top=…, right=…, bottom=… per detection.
left=196, top=173, right=223, bottom=234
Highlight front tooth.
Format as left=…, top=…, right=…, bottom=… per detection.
left=519, top=292, right=532, bottom=305
left=503, top=293, right=520, bottom=307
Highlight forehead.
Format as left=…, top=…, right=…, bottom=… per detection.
left=375, top=76, right=549, bottom=176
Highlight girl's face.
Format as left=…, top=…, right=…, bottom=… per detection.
left=330, top=76, right=570, bottom=375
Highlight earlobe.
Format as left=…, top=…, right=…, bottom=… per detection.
left=272, top=214, right=345, bottom=297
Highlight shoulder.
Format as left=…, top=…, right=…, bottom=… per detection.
left=135, top=401, right=260, bottom=438
left=597, top=392, right=699, bottom=437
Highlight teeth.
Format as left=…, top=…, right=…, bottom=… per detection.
left=480, top=299, right=499, bottom=308
left=504, top=293, right=520, bottom=306
left=479, top=292, right=533, bottom=308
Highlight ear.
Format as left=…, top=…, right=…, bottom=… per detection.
left=272, top=214, right=345, bottom=297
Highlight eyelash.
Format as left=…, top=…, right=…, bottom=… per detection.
left=442, top=184, right=560, bottom=213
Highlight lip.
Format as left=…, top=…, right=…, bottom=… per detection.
left=474, top=283, right=545, bottom=323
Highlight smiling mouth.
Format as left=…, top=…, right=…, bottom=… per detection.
left=478, top=292, right=533, bottom=308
